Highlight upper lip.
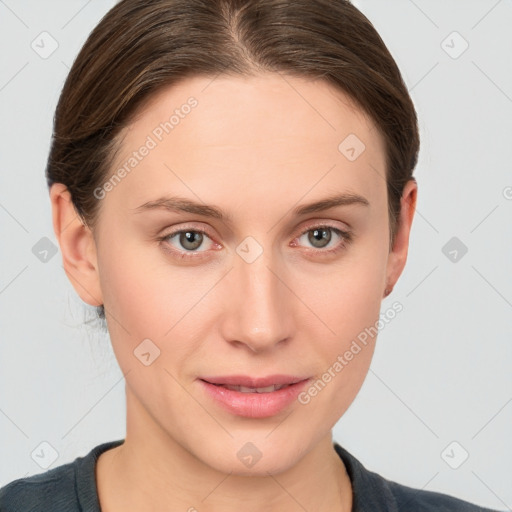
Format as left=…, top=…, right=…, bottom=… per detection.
left=200, top=375, right=310, bottom=388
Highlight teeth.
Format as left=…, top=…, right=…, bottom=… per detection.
left=222, top=384, right=289, bottom=393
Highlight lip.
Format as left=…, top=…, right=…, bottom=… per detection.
left=200, top=374, right=308, bottom=388
left=198, top=375, right=311, bottom=418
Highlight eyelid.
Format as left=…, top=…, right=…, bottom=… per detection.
left=160, top=223, right=216, bottom=240
left=157, top=223, right=219, bottom=252
left=291, top=219, right=351, bottom=241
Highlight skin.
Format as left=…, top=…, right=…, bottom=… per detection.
left=50, top=73, right=417, bottom=512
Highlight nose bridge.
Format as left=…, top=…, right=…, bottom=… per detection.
left=225, top=240, right=291, bottom=351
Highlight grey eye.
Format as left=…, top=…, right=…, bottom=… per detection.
left=307, top=227, right=333, bottom=248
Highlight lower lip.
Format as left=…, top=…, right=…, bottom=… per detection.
left=198, top=379, right=311, bottom=418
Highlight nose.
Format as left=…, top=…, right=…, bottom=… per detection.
left=220, top=245, right=293, bottom=353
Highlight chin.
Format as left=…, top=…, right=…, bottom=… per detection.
left=196, top=437, right=305, bottom=476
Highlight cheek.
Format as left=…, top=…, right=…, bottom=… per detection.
left=95, top=243, right=210, bottom=418
left=96, top=235, right=220, bottom=361
left=295, top=273, right=384, bottom=428
left=99, top=237, right=187, bottom=328
left=294, top=232, right=389, bottom=408
left=302, top=238, right=389, bottom=345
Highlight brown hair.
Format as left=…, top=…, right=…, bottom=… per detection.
left=46, top=0, right=420, bottom=321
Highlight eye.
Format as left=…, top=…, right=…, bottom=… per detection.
left=293, top=224, right=353, bottom=255
left=157, top=226, right=218, bottom=259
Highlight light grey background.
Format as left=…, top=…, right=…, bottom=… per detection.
left=1, top=0, right=511, bottom=509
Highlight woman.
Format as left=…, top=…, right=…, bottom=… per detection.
left=0, top=0, right=504, bottom=510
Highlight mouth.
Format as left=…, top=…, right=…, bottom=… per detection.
left=199, top=374, right=308, bottom=388
left=198, top=375, right=311, bottom=418
left=204, top=382, right=293, bottom=393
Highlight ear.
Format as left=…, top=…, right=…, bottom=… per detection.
left=49, top=183, right=103, bottom=307
left=383, top=179, right=418, bottom=296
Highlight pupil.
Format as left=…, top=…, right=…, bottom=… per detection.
left=309, top=228, right=331, bottom=248
left=181, top=231, right=203, bottom=250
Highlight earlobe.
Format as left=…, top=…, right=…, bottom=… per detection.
left=49, top=183, right=103, bottom=307
left=383, top=179, right=418, bottom=296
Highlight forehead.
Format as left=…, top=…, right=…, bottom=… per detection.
left=124, top=72, right=382, bottom=148
left=105, top=73, right=387, bottom=214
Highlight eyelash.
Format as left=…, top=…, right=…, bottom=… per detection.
left=156, top=223, right=353, bottom=260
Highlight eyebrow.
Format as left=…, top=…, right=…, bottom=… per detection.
left=132, top=192, right=369, bottom=224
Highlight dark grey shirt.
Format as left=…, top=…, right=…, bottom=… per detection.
left=0, top=439, right=503, bottom=511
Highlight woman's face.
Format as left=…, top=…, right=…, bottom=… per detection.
left=75, top=73, right=415, bottom=474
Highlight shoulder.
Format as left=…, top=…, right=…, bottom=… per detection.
left=333, top=442, right=504, bottom=512
left=387, top=478, right=502, bottom=512
left=0, top=439, right=124, bottom=512
left=0, top=461, right=77, bottom=512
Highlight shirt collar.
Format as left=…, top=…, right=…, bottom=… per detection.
left=334, top=442, right=399, bottom=512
